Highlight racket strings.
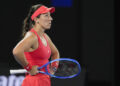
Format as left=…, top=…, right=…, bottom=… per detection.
left=49, top=60, right=79, bottom=77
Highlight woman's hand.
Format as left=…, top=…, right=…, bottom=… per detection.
left=28, top=65, right=38, bottom=75
left=50, top=61, right=59, bottom=74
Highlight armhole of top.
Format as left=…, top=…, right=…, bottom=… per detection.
left=30, top=29, right=41, bottom=48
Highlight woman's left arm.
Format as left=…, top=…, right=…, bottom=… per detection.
left=45, top=33, right=60, bottom=60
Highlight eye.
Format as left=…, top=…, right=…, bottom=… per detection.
left=45, top=14, right=49, bottom=17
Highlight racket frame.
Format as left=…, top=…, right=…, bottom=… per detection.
left=37, top=58, right=81, bottom=79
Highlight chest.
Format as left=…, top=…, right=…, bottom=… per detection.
left=30, top=35, right=48, bottom=52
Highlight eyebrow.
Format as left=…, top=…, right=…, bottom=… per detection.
left=42, top=12, right=50, bottom=15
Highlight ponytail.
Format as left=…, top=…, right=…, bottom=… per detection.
left=22, top=15, right=32, bottom=37
left=22, top=4, right=43, bottom=37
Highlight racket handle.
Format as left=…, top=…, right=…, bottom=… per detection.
left=10, top=69, right=27, bottom=74
left=10, top=69, right=44, bottom=74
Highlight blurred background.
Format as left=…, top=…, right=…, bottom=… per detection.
left=0, top=0, right=118, bottom=86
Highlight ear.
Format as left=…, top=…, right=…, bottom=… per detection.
left=33, top=17, right=37, bottom=22
left=33, top=17, right=39, bottom=23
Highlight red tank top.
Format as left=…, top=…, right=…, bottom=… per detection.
left=24, top=28, right=51, bottom=67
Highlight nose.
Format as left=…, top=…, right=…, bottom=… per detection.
left=49, top=16, right=53, bottom=21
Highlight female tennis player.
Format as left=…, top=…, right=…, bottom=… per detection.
left=12, top=4, right=60, bottom=86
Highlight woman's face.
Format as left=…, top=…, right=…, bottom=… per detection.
left=37, top=12, right=53, bottom=29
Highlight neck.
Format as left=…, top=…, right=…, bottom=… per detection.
left=33, top=24, right=45, bottom=36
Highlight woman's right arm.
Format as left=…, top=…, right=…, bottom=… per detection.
left=12, top=32, right=38, bottom=75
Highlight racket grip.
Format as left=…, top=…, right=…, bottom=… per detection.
left=10, top=69, right=27, bottom=74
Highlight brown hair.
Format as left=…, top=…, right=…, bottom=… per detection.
left=22, top=4, right=43, bottom=37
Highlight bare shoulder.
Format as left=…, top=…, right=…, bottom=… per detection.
left=22, top=31, right=38, bottom=44
left=24, top=31, right=37, bottom=40
left=13, top=31, right=38, bottom=52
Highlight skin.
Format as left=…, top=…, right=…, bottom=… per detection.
left=13, top=12, right=60, bottom=75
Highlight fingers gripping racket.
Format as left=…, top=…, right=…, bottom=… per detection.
left=10, top=58, right=81, bottom=79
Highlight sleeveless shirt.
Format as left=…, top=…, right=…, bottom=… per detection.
left=24, top=28, right=51, bottom=67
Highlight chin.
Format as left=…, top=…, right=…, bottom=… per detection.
left=45, top=27, right=51, bottom=30
left=43, top=25, right=51, bottom=30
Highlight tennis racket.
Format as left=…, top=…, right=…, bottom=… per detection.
left=10, top=58, right=81, bottom=79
